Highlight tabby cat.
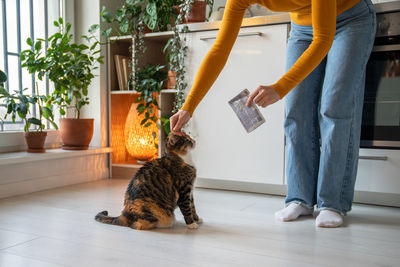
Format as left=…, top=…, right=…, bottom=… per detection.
left=95, top=133, right=202, bottom=230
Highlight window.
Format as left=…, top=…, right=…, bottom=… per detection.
left=0, top=0, right=62, bottom=131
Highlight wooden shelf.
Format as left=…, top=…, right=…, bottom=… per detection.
left=110, top=90, right=138, bottom=94
left=109, top=31, right=174, bottom=42
left=110, top=89, right=177, bottom=94
left=112, top=163, right=143, bottom=168
left=161, top=89, right=178, bottom=93
left=108, top=30, right=177, bottom=165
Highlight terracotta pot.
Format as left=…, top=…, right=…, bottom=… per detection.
left=25, top=131, right=47, bottom=153
left=186, top=1, right=207, bottom=23
left=60, top=118, right=94, bottom=150
left=166, top=70, right=176, bottom=89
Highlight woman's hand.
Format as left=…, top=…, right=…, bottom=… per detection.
left=170, top=110, right=191, bottom=136
left=246, top=85, right=281, bottom=108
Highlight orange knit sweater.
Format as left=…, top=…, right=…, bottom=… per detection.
left=181, top=0, right=360, bottom=115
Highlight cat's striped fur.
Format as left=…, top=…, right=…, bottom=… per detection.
left=95, top=134, right=201, bottom=230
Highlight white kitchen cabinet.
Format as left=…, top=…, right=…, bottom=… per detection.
left=356, top=148, right=400, bottom=194
left=186, top=25, right=288, bottom=185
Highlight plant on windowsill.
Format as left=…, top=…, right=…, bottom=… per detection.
left=21, top=18, right=103, bottom=150
left=0, top=72, right=58, bottom=153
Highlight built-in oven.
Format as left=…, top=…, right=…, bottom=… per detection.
left=361, top=4, right=400, bottom=149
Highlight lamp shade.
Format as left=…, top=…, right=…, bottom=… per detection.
left=124, top=103, right=158, bottom=161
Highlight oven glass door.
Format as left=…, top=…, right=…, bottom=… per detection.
left=361, top=45, right=400, bottom=148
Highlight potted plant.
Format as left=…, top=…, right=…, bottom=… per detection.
left=142, top=0, right=182, bottom=32
left=100, top=0, right=183, bottom=87
left=21, top=18, right=103, bottom=150
left=185, top=0, right=207, bottom=23
left=100, top=1, right=146, bottom=81
left=0, top=74, right=58, bottom=153
left=165, top=70, right=177, bottom=89
left=134, top=64, right=167, bottom=147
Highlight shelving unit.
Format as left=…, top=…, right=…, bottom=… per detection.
left=107, top=33, right=177, bottom=178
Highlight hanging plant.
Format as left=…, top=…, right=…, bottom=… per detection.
left=100, top=2, right=146, bottom=90
left=134, top=64, right=167, bottom=148
left=163, top=0, right=193, bottom=114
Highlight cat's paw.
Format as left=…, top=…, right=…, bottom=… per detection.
left=187, top=222, right=199, bottom=229
left=196, top=217, right=203, bottom=224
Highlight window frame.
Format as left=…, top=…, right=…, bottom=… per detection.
left=0, top=0, right=65, bottom=152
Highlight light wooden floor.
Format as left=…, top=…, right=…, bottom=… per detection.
left=0, top=179, right=399, bottom=267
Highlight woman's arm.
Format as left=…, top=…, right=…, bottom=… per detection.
left=181, top=0, right=250, bottom=116
left=271, top=0, right=337, bottom=98
left=180, top=0, right=337, bottom=117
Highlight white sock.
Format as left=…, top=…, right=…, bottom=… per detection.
left=316, top=210, right=343, bottom=228
left=275, top=203, right=313, bottom=222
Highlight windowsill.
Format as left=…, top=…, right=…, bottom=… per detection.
left=0, top=130, right=62, bottom=153
left=0, top=147, right=112, bottom=166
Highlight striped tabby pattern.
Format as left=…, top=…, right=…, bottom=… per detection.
left=95, top=134, right=201, bottom=230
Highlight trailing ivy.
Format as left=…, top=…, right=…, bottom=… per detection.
left=163, top=0, right=193, bottom=113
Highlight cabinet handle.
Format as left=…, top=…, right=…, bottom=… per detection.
left=200, top=31, right=262, bottom=41
left=359, top=156, right=388, bottom=161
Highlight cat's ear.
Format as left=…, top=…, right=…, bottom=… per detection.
left=168, top=134, right=177, bottom=146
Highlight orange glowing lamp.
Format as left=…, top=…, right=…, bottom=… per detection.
left=124, top=103, right=158, bottom=161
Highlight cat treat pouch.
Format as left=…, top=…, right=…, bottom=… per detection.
left=228, top=89, right=266, bottom=133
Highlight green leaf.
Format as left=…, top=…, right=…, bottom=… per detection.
left=34, top=41, right=42, bottom=51
left=140, top=118, right=148, bottom=125
left=104, top=28, right=112, bottom=36
left=58, top=17, right=63, bottom=25
left=0, top=71, right=7, bottom=83
left=144, top=2, right=157, bottom=30
left=0, top=86, right=10, bottom=97
left=18, top=94, right=29, bottom=104
left=41, top=106, right=53, bottom=120
left=50, top=120, right=58, bottom=130
left=6, top=103, right=13, bottom=114
left=60, top=108, right=66, bottom=116
left=79, top=44, right=89, bottom=50
left=16, top=103, right=28, bottom=117
left=144, top=122, right=152, bottom=127
left=88, top=24, right=99, bottom=34
left=26, top=37, right=33, bottom=46
left=27, top=117, right=41, bottom=126
left=24, top=122, right=31, bottom=132
left=54, top=21, right=59, bottom=27
left=90, top=41, right=99, bottom=51
left=66, top=23, right=72, bottom=33
left=77, top=101, right=85, bottom=110
left=101, top=10, right=114, bottom=23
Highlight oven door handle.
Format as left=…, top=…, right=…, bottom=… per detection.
left=372, top=44, right=400, bottom=52
left=359, top=155, right=388, bottom=161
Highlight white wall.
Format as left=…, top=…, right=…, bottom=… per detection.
left=73, top=0, right=124, bottom=148
left=0, top=151, right=109, bottom=199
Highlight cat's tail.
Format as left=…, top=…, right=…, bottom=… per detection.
left=95, top=211, right=126, bottom=226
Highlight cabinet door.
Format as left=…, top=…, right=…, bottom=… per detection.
left=356, top=149, right=400, bottom=194
left=186, top=25, right=287, bottom=184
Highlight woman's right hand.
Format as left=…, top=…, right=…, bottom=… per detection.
left=170, top=110, right=191, bottom=136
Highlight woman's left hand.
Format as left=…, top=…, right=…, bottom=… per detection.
left=246, top=85, right=281, bottom=108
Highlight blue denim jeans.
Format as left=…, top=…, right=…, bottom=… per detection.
left=284, top=0, right=376, bottom=215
